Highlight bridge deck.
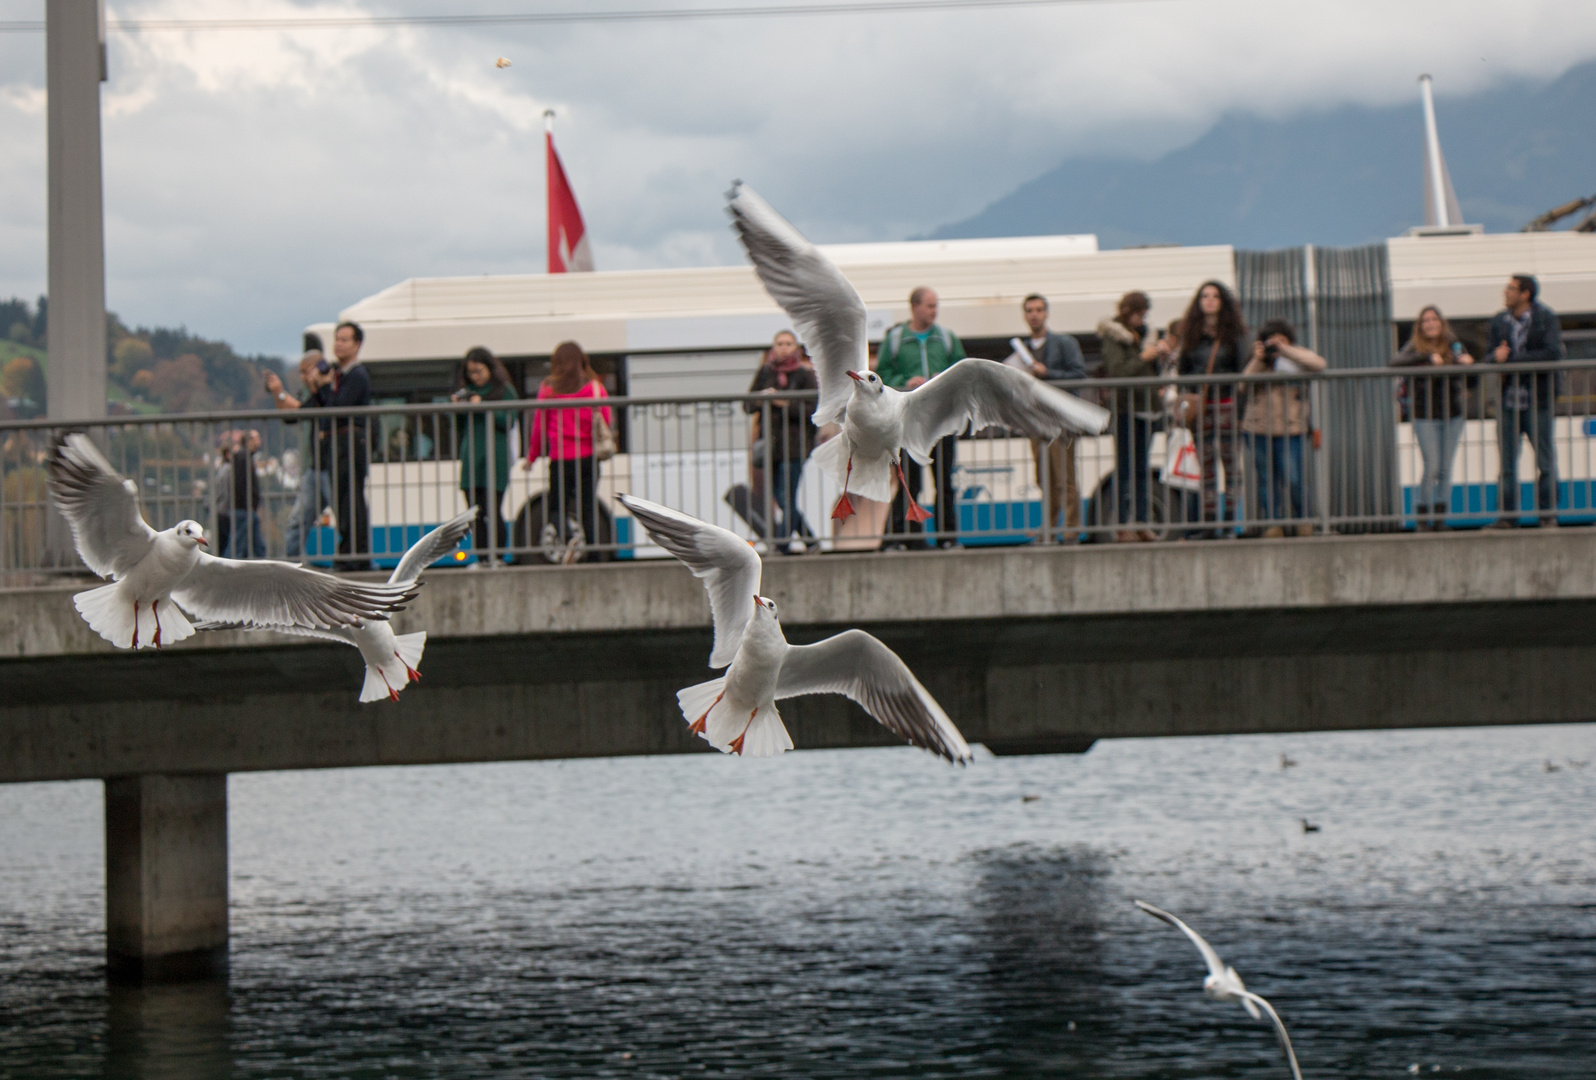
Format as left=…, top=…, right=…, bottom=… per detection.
left=3, top=530, right=1594, bottom=783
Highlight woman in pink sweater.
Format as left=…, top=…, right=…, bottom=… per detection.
left=524, top=341, right=613, bottom=561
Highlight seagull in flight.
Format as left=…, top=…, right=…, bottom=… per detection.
left=618, top=494, right=972, bottom=763
left=727, top=181, right=1110, bottom=522
left=1134, top=900, right=1303, bottom=1080
left=47, top=432, right=420, bottom=649
left=196, top=507, right=477, bottom=702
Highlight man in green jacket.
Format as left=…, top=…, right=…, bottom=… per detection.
left=877, top=286, right=966, bottom=549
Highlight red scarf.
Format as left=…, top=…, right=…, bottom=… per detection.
left=769, top=352, right=802, bottom=389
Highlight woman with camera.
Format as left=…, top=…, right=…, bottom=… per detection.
left=1240, top=319, right=1326, bottom=537
left=1392, top=305, right=1474, bottom=530
left=453, top=346, right=518, bottom=561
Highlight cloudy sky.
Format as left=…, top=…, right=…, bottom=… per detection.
left=2, top=0, right=1594, bottom=356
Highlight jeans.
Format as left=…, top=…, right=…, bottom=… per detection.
left=1181, top=401, right=1240, bottom=535
left=890, top=435, right=957, bottom=547
left=770, top=460, right=810, bottom=541
left=1498, top=402, right=1558, bottom=520
left=551, top=456, right=600, bottom=560
left=330, top=434, right=370, bottom=571
left=1112, top=415, right=1154, bottom=526
left=1246, top=434, right=1305, bottom=522
left=1412, top=416, right=1464, bottom=519
left=283, top=469, right=333, bottom=559
left=226, top=509, right=265, bottom=559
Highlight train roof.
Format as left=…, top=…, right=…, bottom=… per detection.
left=318, top=230, right=1596, bottom=364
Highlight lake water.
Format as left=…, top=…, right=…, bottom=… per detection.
left=1, top=723, right=1594, bottom=1079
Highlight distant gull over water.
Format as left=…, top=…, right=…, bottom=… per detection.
left=618, top=494, right=971, bottom=763
left=726, top=181, right=1109, bottom=523
left=197, top=507, right=476, bottom=701
left=46, top=433, right=419, bottom=649
left=1134, top=899, right=1303, bottom=1080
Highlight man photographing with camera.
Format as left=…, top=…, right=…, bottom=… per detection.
left=264, top=339, right=335, bottom=559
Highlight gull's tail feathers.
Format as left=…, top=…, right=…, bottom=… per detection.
left=707, top=700, right=792, bottom=758
left=677, top=677, right=729, bottom=742
left=812, top=432, right=894, bottom=503
left=74, top=584, right=194, bottom=649
left=359, top=632, right=426, bottom=704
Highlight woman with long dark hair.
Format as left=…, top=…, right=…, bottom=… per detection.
left=1175, top=281, right=1247, bottom=536
left=1393, top=306, right=1474, bottom=529
left=453, top=346, right=518, bottom=561
left=524, top=341, right=611, bottom=562
left=1099, top=291, right=1165, bottom=541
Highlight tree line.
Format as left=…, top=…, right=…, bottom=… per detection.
left=1, top=296, right=289, bottom=419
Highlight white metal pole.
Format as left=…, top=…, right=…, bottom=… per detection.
left=1418, top=75, right=1450, bottom=228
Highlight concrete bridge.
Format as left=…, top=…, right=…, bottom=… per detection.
left=4, top=530, right=1595, bottom=981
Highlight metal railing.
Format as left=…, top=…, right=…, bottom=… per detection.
left=4, top=360, right=1594, bottom=578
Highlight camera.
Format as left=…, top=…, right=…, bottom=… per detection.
left=315, top=359, right=332, bottom=375
left=1262, top=341, right=1280, bottom=360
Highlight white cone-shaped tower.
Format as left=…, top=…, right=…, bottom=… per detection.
left=1419, top=74, right=1465, bottom=229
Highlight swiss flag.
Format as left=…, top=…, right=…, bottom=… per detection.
left=546, top=128, right=594, bottom=273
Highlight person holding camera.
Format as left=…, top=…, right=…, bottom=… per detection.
left=264, top=337, right=335, bottom=559
left=745, top=330, right=819, bottom=554
left=452, top=346, right=519, bottom=561
left=1393, top=305, right=1474, bottom=530
left=1240, top=319, right=1326, bottom=537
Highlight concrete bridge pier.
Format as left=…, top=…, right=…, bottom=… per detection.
left=104, top=774, right=229, bottom=984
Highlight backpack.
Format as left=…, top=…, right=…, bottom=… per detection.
left=880, top=323, right=954, bottom=379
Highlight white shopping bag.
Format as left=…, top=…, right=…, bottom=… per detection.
left=1164, top=426, right=1202, bottom=493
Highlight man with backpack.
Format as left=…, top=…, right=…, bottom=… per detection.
left=876, top=287, right=966, bottom=549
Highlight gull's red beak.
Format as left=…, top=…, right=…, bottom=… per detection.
left=847, top=370, right=864, bottom=382
left=196, top=536, right=208, bottom=546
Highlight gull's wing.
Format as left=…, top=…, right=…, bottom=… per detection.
left=45, top=432, right=158, bottom=579
left=1236, top=991, right=1304, bottom=1080
left=1134, top=900, right=1229, bottom=982
left=193, top=620, right=356, bottom=647
left=170, top=555, right=419, bottom=631
left=389, top=506, right=477, bottom=584
left=727, top=182, right=867, bottom=426
left=775, top=629, right=972, bottom=764
left=899, top=359, right=1110, bottom=464
left=617, top=494, right=761, bottom=668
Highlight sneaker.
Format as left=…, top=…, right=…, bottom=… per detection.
left=937, top=539, right=959, bottom=550
left=1490, top=520, right=1516, bottom=530
left=1295, top=524, right=1314, bottom=537
left=884, top=542, right=908, bottom=552
left=785, top=538, right=808, bottom=555
left=1262, top=526, right=1285, bottom=539
left=1541, top=517, right=1560, bottom=529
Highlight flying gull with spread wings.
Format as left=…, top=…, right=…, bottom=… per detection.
left=618, top=493, right=971, bottom=762
left=727, top=181, right=1110, bottom=522
left=1134, top=900, right=1303, bottom=1080
left=197, top=506, right=477, bottom=701
left=47, top=432, right=420, bottom=650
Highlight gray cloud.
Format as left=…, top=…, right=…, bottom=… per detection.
left=1, top=0, right=1594, bottom=355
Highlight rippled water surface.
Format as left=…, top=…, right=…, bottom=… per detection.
left=2, top=724, right=1594, bottom=1079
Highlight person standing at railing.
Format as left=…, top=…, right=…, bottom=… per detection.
left=523, top=341, right=611, bottom=563
left=226, top=429, right=267, bottom=558
left=210, top=429, right=236, bottom=557
left=265, top=338, right=336, bottom=559
left=1489, top=275, right=1564, bottom=529
left=313, top=322, right=375, bottom=570
left=1015, top=294, right=1086, bottom=543
left=1099, top=291, right=1165, bottom=542
left=452, top=346, right=518, bottom=564
left=1174, top=281, right=1248, bottom=538
left=745, top=330, right=818, bottom=555
left=877, top=287, right=966, bottom=550
left=1393, top=306, right=1474, bottom=530
left=1241, top=320, right=1326, bottom=537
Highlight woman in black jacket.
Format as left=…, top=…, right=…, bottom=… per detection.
left=744, top=331, right=818, bottom=553
left=1174, top=281, right=1247, bottom=536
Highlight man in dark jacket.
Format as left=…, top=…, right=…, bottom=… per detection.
left=1488, top=275, right=1563, bottom=527
left=227, top=429, right=266, bottom=558
left=1018, top=294, right=1086, bottom=540
left=319, top=321, right=374, bottom=568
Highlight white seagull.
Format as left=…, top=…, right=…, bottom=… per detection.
left=47, top=432, right=421, bottom=650
left=197, top=507, right=477, bottom=702
left=1134, top=900, right=1304, bottom=1080
left=727, top=181, right=1111, bottom=522
left=617, top=494, right=972, bottom=763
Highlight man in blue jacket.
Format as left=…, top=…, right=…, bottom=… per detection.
left=1488, top=275, right=1563, bottom=527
